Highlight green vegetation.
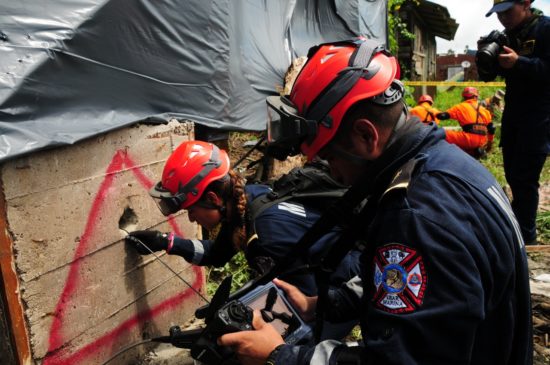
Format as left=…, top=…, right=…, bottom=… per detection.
left=407, top=84, right=550, bottom=241
left=388, top=0, right=417, bottom=54
left=205, top=251, right=253, bottom=297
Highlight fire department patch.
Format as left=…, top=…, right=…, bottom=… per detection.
left=373, top=243, right=427, bottom=313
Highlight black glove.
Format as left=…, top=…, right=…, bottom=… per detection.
left=487, top=122, right=496, bottom=135
left=436, top=112, right=450, bottom=120
left=126, top=230, right=169, bottom=255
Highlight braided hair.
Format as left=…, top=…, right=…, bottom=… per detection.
left=200, top=169, right=248, bottom=251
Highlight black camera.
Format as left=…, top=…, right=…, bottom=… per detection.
left=476, top=30, right=509, bottom=81
left=189, top=300, right=254, bottom=364
left=164, top=280, right=312, bottom=365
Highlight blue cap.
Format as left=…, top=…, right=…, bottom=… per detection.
left=486, top=0, right=518, bottom=17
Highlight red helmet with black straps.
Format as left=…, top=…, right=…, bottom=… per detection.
left=289, top=38, right=402, bottom=160
left=462, top=86, right=479, bottom=99
left=149, top=140, right=230, bottom=215
left=418, top=94, right=433, bottom=105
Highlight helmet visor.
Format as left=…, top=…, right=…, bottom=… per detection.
left=149, top=182, right=186, bottom=216
left=266, top=96, right=318, bottom=159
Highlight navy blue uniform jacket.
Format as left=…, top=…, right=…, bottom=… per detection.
left=500, top=13, right=550, bottom=153
left=277, top=124, right=533, bottom=365
left=171, top=184, right=360, bottom=297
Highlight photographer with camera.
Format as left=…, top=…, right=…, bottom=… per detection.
left=218, top=38, right=532, bottom=365
left=478, top=0, right=550, bottom=244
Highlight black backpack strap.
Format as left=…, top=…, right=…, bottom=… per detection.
left=248, top=162, right=347, bottom=228
left=248, top=192, right=295, bottom=223
left=466, top=101, right=481, bottom=124
left=421, top=105, right=435, bottom=123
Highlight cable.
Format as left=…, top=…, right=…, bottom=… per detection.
left=100, top=338, right=152, bottom=365
left=232, top=135, right=266, bottom=169
left=122, top=228, right=210, bottom=303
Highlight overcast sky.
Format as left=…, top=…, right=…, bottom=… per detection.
left=429, top=0, right=550, bottom=54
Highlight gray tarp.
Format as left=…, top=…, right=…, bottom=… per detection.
left=0, top=0, right=387, bottom=161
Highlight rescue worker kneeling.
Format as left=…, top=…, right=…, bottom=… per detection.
left=437, top=87, right=495, bottom=158
left=408, top=94, right=441, bottom=125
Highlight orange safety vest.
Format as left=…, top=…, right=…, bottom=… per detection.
left=445, top=99, right=493, bottom=158
left=446, top=99, right=492, bottom=133
left=409, top=102, right=441, bottom=125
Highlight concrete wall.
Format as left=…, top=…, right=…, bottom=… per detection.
left=0, top=121, right=205, bottom=364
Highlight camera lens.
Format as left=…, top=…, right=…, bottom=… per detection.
left=476, top=42, right=501, bottom=81
left=478, top=42, right=500, bottom=60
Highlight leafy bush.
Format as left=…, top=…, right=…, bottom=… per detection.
left=206, top=252, right=253, bottom=297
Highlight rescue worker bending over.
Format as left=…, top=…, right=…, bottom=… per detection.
left=125, top=140, right=360, bottom=340
left=408, top=94, right=441, bottom=125
left=218, top=38, right=532, bottom=365
left=437, top=87, right=496, bottom=158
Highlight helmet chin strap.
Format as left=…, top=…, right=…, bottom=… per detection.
left=328, top=144, right=372, bottom=167
left=193, top=199, right=226, bottom=212
left=199, top=174, right=232, bottom=222
left=328, top=106, right=407, bottom=166
left=385, top=104, right=409, bottom=149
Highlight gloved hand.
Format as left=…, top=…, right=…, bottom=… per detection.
left=436, top=112, right=450, bottom=120
left=126, top=230, right=169, bottom=255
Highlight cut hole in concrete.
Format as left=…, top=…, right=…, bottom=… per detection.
left=119, top=207, right=138, bottom=233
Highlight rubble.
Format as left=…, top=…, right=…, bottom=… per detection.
left=529, top=250, right=550, bottom=364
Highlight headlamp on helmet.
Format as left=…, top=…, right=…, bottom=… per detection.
left=265, top=96, right=318, bottom=160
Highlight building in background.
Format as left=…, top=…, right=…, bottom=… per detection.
left=436, top=50, right=479, bottom=81
left=396, top=0, right=458, bottom=99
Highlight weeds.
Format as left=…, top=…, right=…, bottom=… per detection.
left=205, top=252, right=253, bottom=297
left=536, top=211, right=550, bottom=243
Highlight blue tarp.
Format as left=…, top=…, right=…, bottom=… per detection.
left=0, top=0, right=387, bottom=161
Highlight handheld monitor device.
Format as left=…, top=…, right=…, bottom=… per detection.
left=170, top=279, right=313, bottom=365
left=238, top=281, right=312, bottom=345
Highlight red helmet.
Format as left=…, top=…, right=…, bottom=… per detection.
left=149, top=141, right=230, bottom=215
left=289, top=39, right=401, bottom=160
left=462, top=87, right=479, bottom=99
left=418, top=94, right=433, bottom=105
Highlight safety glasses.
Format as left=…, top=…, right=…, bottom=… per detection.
left=265, top=95, right=318, bottom=158
left=149, top=182, right=187, bottom=216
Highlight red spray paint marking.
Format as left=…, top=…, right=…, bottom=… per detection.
left=43, top=150, right=204, bottom=364
left=44, top=268, right=203, bottom=365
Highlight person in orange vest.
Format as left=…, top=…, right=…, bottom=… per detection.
left=437, top=87, right=495, bottom=158
left=409, top=94, right=441, bottom=125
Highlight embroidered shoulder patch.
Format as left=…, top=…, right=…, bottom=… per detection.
left=373, top=243, right=427, bottom=314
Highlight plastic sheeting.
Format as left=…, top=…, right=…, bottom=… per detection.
left=0, top=0, right=387, bottom=161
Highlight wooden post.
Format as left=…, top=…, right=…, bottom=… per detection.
left=0, top=179, right=31, bottom=365
left=526, top=245, right=550, bottom=253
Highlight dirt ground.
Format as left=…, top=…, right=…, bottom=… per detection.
left=227, top=134, right=550, bottom=363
